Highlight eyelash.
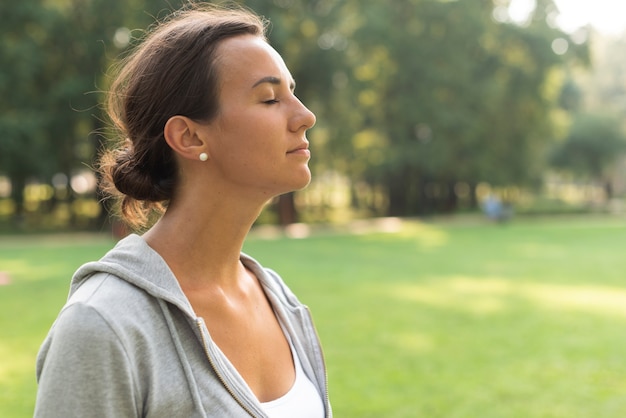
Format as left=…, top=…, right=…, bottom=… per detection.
left=264, top=99, right=279, bottom=105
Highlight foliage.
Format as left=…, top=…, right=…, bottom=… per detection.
left=575, top=34, right=626, bottom=119
left=0, top=0, right=597, bottom=225
left=3, top=216, right=626, bottom=416
left=0, top=1, right=65, bottom=209
left=341, top=0, right=587, bottom=215
left=0, top=0, right=128, bottom=219
left=549, top=32, right=626, bottom=201
left=550, top=113, right=626, bottom=186
left=0, top=0, right=187, bottom=215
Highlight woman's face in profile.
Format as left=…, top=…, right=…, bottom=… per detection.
left=203, top=35, right=317, bottom=198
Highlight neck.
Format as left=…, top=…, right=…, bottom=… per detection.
left=142, top=193, right=267, bottom=290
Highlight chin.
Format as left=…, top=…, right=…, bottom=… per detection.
left=294, top=169, right=312, bottom=190
left=280, top=172, right=311, bottom=195
left=293, top=180, right=311, bottom=192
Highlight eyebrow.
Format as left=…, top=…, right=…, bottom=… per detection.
left=252, top=76, right=296, bottom=91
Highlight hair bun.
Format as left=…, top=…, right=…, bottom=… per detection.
left=111, top=148, right=170, bottom=202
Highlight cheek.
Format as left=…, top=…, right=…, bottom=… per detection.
left=220, top=143, right=274, bottom=176
left=212, top=111, right=283, bottom=171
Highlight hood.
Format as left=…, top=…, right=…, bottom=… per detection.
left=70, top=234, right=195, bottom=317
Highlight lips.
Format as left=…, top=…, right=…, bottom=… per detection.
left=287, top=141, right=309, bottom=154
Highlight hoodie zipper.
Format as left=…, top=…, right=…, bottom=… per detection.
left=196, top=318, right=260, bottom=418
left=304, top=306, right=331, bottom=418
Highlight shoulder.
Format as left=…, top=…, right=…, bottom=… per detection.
left=40, top=294, right=129, bottom=362
left=43, top=273, right=155, bottom=349
left=35, top=282, right=144, bottom=417
left=42, top=272, right=167, bottom=362
left=36, top=272, right=173, bottom=388
left=67, top=273, right=160, bottom=324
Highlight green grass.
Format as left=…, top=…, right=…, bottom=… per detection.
left=2, top=216, right=626, bottom=417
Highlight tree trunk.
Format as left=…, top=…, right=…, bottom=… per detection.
left=604, top=180, right=613, bottom=200
left=277, top=192, right=298, bottom=226
left=11, top=175, right=26, bottom=227
left=469, top=182, right=479, bottom=209
left=444, top=180, right=458, bottom=212
left=387, top=179, right=408, bottom=216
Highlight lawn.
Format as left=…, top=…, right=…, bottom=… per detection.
left=1, top=215, right=626, bottom=417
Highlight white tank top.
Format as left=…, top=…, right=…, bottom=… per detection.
left=260, top=342, right=325, bottom=418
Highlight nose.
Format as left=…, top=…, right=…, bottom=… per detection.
left=290, top=96, right=316, bottom=132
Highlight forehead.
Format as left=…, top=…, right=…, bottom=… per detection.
left=215, top=35, right=292, bottom=88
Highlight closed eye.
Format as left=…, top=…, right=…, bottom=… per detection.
left=263, top=99, right=279, bottom=105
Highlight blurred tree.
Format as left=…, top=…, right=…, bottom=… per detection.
left=550, top=113, right=626, bottom=197
left=0, top=0, right=62, bottom=218
left=341, top=0, right=588, bottom=215
left=0, top=0, right=598, bottom=228
left=0, top=0, right=122, bottom=224
left=558, top=78, right=584, bottom=112
left=0, top=0, right=184, bottom=226
left=570, top=32, right=626, bottom=153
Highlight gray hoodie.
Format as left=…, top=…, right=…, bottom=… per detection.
left=35, top=234, right=331, bottom=417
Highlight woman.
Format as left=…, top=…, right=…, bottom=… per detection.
left=34, top=5, right=330, bottom=418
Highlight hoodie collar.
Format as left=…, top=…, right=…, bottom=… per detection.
left=69, top=234, right=284, bottom=320
left=70, top=234, right=195, bottom=317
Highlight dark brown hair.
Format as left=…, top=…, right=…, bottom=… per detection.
left=99, top=4, right=266, bottom=230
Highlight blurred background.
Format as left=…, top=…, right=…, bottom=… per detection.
left=3, top=2, right=626, bottom=417
left=1, top=0, right=625, bottom=233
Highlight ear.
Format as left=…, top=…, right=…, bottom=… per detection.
left=163, top=115, right=208, bottom=161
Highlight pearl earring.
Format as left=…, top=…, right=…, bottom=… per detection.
left=199, top=152, right=208, bottom=162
